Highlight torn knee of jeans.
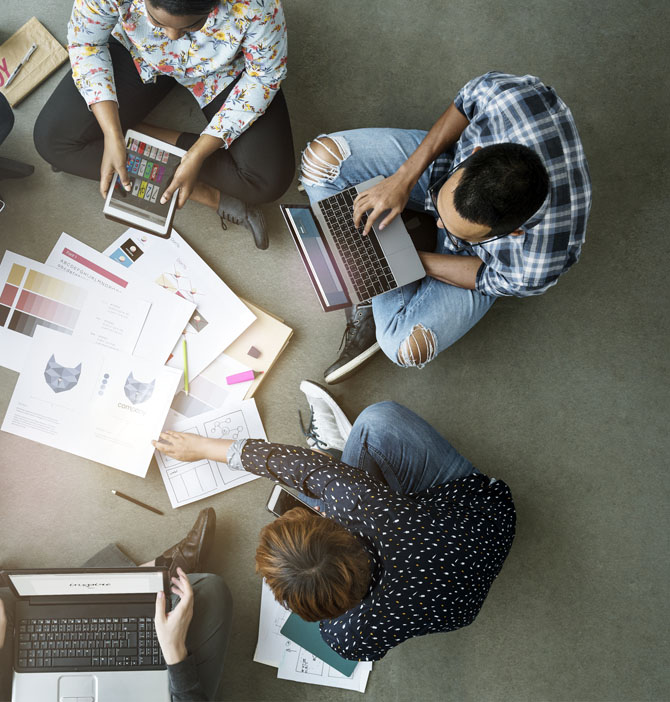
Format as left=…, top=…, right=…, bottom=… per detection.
left=397, top=324, right=437, bottom=367
left=300, top=135, right=351, bottom=186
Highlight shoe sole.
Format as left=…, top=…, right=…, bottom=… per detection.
left=198, top=507, right=216, bottom=571
left=299, top=380, right=353, bottom=439
left=323, top=342, right=381, bottom=385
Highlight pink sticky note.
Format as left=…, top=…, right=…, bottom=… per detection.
left=226, top=370, right=255, bottom=385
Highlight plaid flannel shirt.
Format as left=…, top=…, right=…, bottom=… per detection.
left=427, top=72, right=591, bottom=297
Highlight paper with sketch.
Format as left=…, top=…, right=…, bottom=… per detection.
left=0, top=252, right=150, bottom=372
left=1, top=328, right=182, bottom=477
left=103, top=228, right=256, bottom=379
left=168, top=353, right=252, bottom=422
left=254, top=579, right=293, bottom=667
left=46, top=233, right=195, bottom=364
left=253, top=581, right=372, bottom=692
left=155, top=399, right=265, bottom=508
left=277, top=644, right=371, bottom=692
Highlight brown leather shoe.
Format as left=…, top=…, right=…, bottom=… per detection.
left=159, top=508, right=216, bottom=580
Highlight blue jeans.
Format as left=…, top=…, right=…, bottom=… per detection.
left=343, top=401, right=478, bottom=492
left=301, top=128, right=495, bottom=367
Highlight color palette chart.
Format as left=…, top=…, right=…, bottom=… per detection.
left=0, top=250, right=152, bottom=372
left=121, top=136, right=170, bottom=206
left=0, top=262, right=83, bottom=338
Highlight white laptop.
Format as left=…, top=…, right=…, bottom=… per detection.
left=4, top=568, right=170, bottom=702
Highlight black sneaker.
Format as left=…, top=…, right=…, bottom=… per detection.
left=324, top=304, right=380, bottom=384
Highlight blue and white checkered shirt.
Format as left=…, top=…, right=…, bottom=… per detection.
left=427, top=72, right=592, bottom=297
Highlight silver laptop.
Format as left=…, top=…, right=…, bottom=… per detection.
left=5, top=568, right=171, bottom=702
left=281, top=177, right=425, bottom=311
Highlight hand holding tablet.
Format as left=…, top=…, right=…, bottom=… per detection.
left=103, top=129, right=186, bottom=238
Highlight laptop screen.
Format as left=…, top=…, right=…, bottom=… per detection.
left=9, top=571, right=164, bottom=597
left=283, top=206, right=350, bottom=308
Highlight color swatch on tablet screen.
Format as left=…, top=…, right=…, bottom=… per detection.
left=0, top=264, right=82, bottom=337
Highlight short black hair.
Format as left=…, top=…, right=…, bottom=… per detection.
left=453, top=143, right=550, bottom=237
left=146, top=0, right=218, bottom=16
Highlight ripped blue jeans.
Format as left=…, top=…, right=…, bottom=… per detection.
left=301, top=128, right=495, bottom=368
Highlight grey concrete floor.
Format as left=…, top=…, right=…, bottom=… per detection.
left=1, top=1, right=669, bottom=701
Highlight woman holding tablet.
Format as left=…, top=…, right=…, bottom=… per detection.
left=34, top=0, right=294, bottom=249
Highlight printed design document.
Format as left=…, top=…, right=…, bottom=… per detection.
left=0, top=252, right=150, bottom=372
left=103, top=228, right=256, bottom=379
left=253, top=581, right=372, bottom=692
left=2, top=328, right=182, bottom=477
left=46, top=233, right=195, bottom=365
left=167, top=353, right=252, bottom=423
left=155, top=399, right=266, bottom=508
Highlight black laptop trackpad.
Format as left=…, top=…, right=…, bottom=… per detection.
left=401, top=209, right=438, bottom=252
left=58, top=674, right=96, bottom=701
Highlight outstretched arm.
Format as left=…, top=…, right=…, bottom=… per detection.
left=153, top=431, right=232, bottom=463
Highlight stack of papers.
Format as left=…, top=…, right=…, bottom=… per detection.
left=254, top=581, right=372, bottom=693
left=0, top=229, right=267, bottom=486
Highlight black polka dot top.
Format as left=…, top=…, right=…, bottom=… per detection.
left=240, top=440, right=516, bottom=662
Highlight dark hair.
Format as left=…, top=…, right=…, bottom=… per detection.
left=255, top=507, right=371, bottom=621
left=453, top=143, right=550, bottom=236
left=146, top=0, right=218, bottom=16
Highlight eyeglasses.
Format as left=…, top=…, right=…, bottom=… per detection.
left=427, top=162, right=512, bottom=251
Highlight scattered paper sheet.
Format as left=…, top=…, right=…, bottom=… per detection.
left=254, top=580, right=372, bottom=693
left=45, top=232, right=195, bottom=365
left=155, top=399, right=265, bottom=508
left=1, top=328, right=182, bottom=477
left=0, top=252, right=150, bottom=372
left=103, top=228, right=256, bottom=379
left=277, top=645, right=371, bottom=692
left=254, top=580, right=293, bottom=667
left=168, top=353, right=252, bottom=423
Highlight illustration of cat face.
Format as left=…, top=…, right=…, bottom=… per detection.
left=124, top=373, right=155, bottom=405
left=44, top=355, right=82, bottom=394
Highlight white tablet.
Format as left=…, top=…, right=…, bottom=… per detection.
left=103, top=129, right=186, bottom=238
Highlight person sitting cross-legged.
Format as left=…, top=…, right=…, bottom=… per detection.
left=33, top=0, right=294, bottom=249
left=154, top=382, right=516, bottom=662
left=299, top=71, right=591, bottom=383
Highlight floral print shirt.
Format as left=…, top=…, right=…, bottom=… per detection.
left=67, top=0, right=287, bottom=147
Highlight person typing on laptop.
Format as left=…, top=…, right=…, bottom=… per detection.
left=0, top=508, right=231, bottom=702
left=299, top=72, right=591, bottom=383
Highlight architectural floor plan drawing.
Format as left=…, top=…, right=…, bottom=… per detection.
left=155, top=399, right=266, bottom=508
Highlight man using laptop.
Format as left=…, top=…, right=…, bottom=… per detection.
left=0, top=508, right=231, bottom=701
left=300, top=72, right=592, bottom=383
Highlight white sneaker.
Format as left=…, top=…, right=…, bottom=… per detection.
left=299, top=380, right=352, bottom=453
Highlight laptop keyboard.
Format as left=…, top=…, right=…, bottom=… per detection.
left=320, top=186, right=398, bottom=301
left=17, top=616, right=164, bottom=671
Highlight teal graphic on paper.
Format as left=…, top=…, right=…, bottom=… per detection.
left=280, top=613, right=357, bottom=677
